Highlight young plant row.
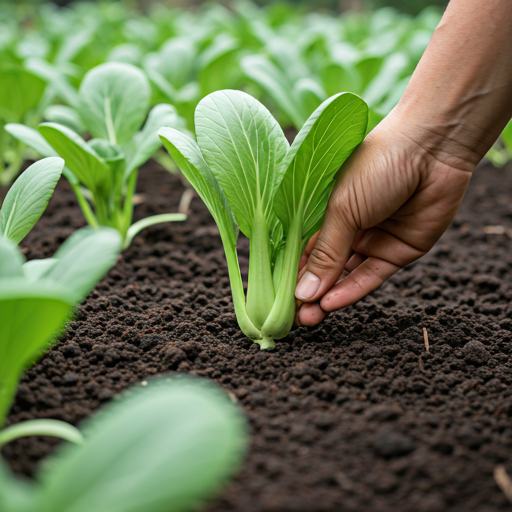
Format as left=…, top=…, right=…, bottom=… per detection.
left=3, top=1, right=469, bottom=189
left=0, top=158, right=247, bottom=512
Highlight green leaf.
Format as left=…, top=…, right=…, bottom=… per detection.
left=144, top=67, right=181, bottom=103
left=38, top=123, right=109, bottom=192
left=275, top=92, right=368, bottom=241
left=41, top=227, right=122, bottom=304
left=159, top=128, right=261, bottom=340
left=144, top=38, right=196, bottom=89
left=195, top=90, right=288, bottom=238
left=241, top=55, right=307, bottom=129
left=293, top=78, right=326, bottom=119
left=0, top=157, right=64, bottom=244
left=24, top=58, right=79, bottom=109
left=39, top=377, right=247, bottom=512
left=362, top=52, right=408, bottom=107
left=44, top=105, right=85, bottom=134
left=0, top=68, right=45, bottom=122
left=78, top=62, right=150, bottom=145
left=22, top=258, right=58, bottom=282
left=0, top=236, right=25, bottom=278
left=501, top=119, right=512, bottom=154
left=0, top=419, right=83, bottom=450
left=198, top=34, right=239, bottom=97
left=54, top=29, right=92, bottom=66
left=126, top=104, right=185, bottom=177
left=158, top=128, right=237, bottom=248
left=320, top=62, right=361, bottom=97
left=4, top=123, right=58, bottom=158
left=0, top=280, right=72, bottom=426
left=0, top=457, right=38, bottom=512
left=107, top=44, right=143, bottom=66
left=5, top=124, right=79, bottom=186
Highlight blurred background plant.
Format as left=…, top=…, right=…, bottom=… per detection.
left=2, top=0, right=507, bottom=178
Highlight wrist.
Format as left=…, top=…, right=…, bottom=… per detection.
left=387, top=0, right=512, bottom=171
left=386, top=100, right=481, bottom=174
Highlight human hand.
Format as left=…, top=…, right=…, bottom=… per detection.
left=294, top=110, right=475, bottom=327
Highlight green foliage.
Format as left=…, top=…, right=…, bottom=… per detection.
left=7, top=62, right=187, bottom=246
left=0, top=166, right=121, bottom=429
left=161, top=90, right=368, bottom=348
left=0, top=378, right=247, bottom=512
left=0, top=227, right=121, bottom=427
left=0, top=157, right=63, bottom=244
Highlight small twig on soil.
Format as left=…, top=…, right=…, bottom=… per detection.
left=494, top=466, right=512, bottom=503
left=423, top=327, right=430, bottom=352
left=132, top=193, right=145, bottom=205
left=418, top=355, right=425, bottom=373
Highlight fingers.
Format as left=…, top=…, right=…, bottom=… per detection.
left=320, top=256, right=400, bottom=312
left=296, top=252, right=365, bottom=327
left=296, top=302, right=327, bottom=327
left=295, top=214, right=358, bottom=303
left=299, top=231, right=320, bottom=272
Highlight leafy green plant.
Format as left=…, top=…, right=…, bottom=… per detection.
left=6, top=62, right=187, bottom=248
left=241, top=43, right=409, bottom=133
left=160, top=90, right=368, bottom=349
left=0, top=377, right=247, bottom=512
left=0, top=66, right=46, bottom=184
left=0, top=157, right=122, bottom=436
left=0, top=157, right=63, bottom=245
left=143, top=34, right=241, bottom=131
left=0, top=226, right=121, bottom=431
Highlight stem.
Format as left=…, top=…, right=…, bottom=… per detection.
left=245, top=209, right=275, bottom=330
left=104, top=97, right=118, bottom=145
left=255, top=335, right=276, bottom=350
left=123, top=213, right=186, bottom=249
left=261, top=217, right=302, bottom=341
left=223, top=238, right=262, bottom=341
left=272, top=246, right=285, bottom=291
left=120, top=170, right=138, bottom=239
left=94, top=194, right=112, bottom=227
left=0, top=419, right=83, bottom=449
left=71, top=183, right=99, bottom=228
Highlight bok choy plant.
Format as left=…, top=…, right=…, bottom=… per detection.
left=160, top=90, right=368, bottom=349
left=0, top=156, right=122, bottom=439
left=0, top=377, right=247, bottom=512
left=5, top=62, right=187, bottom=248
left=0, top=226, right=121, bottom=436
left=0, top=66, right=46, bottom=184
left=0, top=157, right=63, bottom=245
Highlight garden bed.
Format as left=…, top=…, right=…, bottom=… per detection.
left=2, top=159, right=512, bottom=512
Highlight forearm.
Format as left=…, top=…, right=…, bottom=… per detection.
left=393, top=0, right=512, bottom=168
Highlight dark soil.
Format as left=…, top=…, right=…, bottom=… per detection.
left=2, top=159, right=512, bottom=512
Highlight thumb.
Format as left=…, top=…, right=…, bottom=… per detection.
left=295, top=207, right=359, bottom=303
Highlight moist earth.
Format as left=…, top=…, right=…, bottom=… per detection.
left=2, top=159, right=512, bottom=512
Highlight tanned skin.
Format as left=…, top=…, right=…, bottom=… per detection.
left=295, top=0, right=512, bottom=326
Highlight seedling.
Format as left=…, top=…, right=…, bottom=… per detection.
left=144, top=34, right=241, bottom=131
left=0, top=66, right=46, bottom=184
left=0, top=157, right=122, bottom=435
left=0, top=226, right=121, bottom=430
left=160, top=90, right=368, bottom=349
left=0, top=157, right=63, bottom=245
left=6, top=62, right=187, bottom=248
left=242, top=49, right=409, bottom=133
left=0, top=378, right=247, bottom=512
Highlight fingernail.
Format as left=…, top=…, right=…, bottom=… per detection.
left=295, top=271, right=320, bottom=300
